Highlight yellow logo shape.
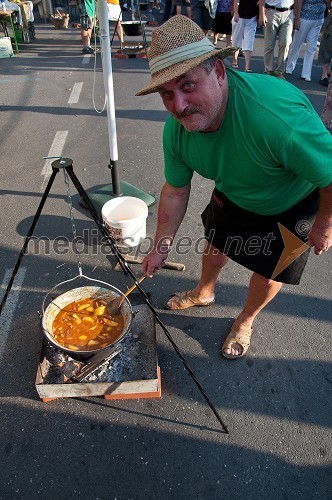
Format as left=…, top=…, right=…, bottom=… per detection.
left=271, top=223, right=310, bottom=279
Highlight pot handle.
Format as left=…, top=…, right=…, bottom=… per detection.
left=41, top=274, right=134, bottom=316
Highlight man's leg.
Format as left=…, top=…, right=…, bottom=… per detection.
left=285, top=25, right=306, bottom=74
left=81, top=28, right=90, bottom=47
left=275, top=11, right=293, bottom=73
left=243, top=50, right=252, bottom=71
left=80, top=13, right=94, bottom=53
left=321, top=63, right=330, bottom=81
left=242, top=17, right=256, bottom=71
left=163, top=0, right=173, bottom=21
left=263, top=10, right=279, bottom=72
left=222, top=273, right=282, bottom=356
left=191, top=242, right=229, bottom=301
left=231, top=17, right=243, bottom=67
left=116, top=21, right=124, bottom=48
left=81, top=27, right=92, bottom=51
left=165, top=242, right=228, bottom=308
left=225, top=33, right=232, bottom=47
left=185, top=5, right=192, bottom=19
left=301, top=18, right=323, bottom=80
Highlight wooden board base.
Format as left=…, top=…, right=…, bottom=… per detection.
left=103, top=366, right=161, bottom=400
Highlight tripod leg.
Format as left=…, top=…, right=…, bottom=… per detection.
left=0, top=169, right=59, bottom=316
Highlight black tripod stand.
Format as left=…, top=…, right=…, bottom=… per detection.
left=0, top=158, right=228, bottom=433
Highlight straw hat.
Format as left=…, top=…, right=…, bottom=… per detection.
left=135, top=15, right=237, bottom=96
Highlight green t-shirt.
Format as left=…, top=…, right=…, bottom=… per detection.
left=163, top=70, right=332, bottom=215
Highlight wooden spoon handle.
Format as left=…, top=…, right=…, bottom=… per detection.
left=124, top=274, right=147, bottom=298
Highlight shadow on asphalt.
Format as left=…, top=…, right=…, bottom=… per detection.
left=0, top=395, right=330, bottom=498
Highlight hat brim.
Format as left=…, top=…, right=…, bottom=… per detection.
left=135, top=46, right=237, bottom=96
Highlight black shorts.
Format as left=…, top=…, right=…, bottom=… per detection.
left=80, top=14, right=94, bottom=30
left=173, top=0, right=192, bottom=6
left=212, top=12, right=232, bottom=35
left=201, top=188, right=319, bottom=284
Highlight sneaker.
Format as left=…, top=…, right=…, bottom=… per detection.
left=320, top=77, right=330, bottom=87
left=301, top=76, right=311, bottom=82
left=285, top=70, right=292, bottom=75
left=82, top=46, right=94, bottom=54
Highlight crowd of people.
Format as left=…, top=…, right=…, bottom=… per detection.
left=160, top=0, right=332, bottom=85
left=76, top=0, right=332, bottom=86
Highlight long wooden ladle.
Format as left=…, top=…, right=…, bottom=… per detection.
left=107, top=274, right=147, bottom=316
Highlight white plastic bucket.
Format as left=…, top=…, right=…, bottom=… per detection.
left=0, top=37, right=14, bottom=58
left=101, top=196, right=148, bottom=248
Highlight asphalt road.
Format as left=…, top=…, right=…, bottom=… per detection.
left=0, top=16, right=331, bottom=500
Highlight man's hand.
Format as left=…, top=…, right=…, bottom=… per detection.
left=258, top=14, right=267, bottom=27
left=258, top=0, right=267, bottom=27
left=142, top=249, right=168, bottom=277
left=308, top=184, right=332, bottom=254
left=307, top=223, right=332, bottom=255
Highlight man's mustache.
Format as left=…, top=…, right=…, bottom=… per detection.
left=175, top=106, right=201, bottom=119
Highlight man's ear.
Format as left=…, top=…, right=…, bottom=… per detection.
left=215, top=59, right=226, bottom=84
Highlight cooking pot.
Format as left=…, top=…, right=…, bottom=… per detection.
left=42, top=285, right=133, bottom=359
left=122, top=20, right=147, bottom=37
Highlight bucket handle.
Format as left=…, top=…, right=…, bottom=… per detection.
left=41, top=274, right=132, bottom=317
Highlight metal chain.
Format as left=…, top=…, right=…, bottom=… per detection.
left=63, top=167, right=83, bottom=276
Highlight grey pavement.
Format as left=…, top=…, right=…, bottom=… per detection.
left=0, top=15, right=331, bottom=500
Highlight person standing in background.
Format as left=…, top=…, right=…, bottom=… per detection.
left=193, top=0, right=213, bottom=34
left=318, top=8, right=332, bottom=85
left=162, top=0, right=175, bottom=21
left=285, top=0, right=328, bottom=82
left=231, top=0, right=259, bottom=71
left=107, top=0, right=124, bottom=49
left=173, top=0, right=192, bottom=18
left=78, top=0, right=95, bottom=54
left=259, top=0, right=295, bottom=75
left=212, top=0, right=233, bottom=46
left=321, top=77, right=332, bottom=131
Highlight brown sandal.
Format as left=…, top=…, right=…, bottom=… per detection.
left=221, top=325, right=253, bottom=359
left=164, top=290, right=215, bottom=310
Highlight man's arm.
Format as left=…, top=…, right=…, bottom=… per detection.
left=258, top=0, right=266, bottom=27
left=308, top=183, right=332, bottom=255
left=233, top=0, right=239, bottom=21
left=293, top=0, right=303, bottom=30
left=142, top=182, right=191, bottom=277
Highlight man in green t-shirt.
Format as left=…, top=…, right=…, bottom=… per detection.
left=136, top=15, right=332, bottom=359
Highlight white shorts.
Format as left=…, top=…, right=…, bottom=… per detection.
left=231, top=16, right=257, bottom=52
left=108, top=4, right=122, bottom=22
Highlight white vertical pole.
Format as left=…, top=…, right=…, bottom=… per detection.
left=97, top=0, right=119, bottom=162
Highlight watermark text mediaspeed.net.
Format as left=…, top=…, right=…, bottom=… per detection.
left=25, top=220, right=311, bottom=278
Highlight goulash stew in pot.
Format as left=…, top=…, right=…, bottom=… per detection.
left=52, top=297, right=124, bottom=351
